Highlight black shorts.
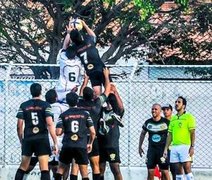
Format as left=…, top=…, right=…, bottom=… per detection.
left=99, top=147, right=121, bottom=163
left=89, top=71, right=104, bottom=87
left=22, top=138, right=51, bottom=157
left=59, top=147, right=88, bottom=165
left=49, top=158, right=59, bottom=166
left=146, top=145, right=169, bottom=170
left=88, top=138, right=99, bottom=157
left=30, top=156, right=39, bottom=166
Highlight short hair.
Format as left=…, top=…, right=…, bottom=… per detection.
left=45, top=89, right=57, bottom=104
left=70, top=29, right=83, bottom=45
left=66, top=46, right=76, bottom=59
left=66, top=92, right=79, bottom=107
left=83, top=87, right=94, bottom=101
left=178, top=96, right=187, bottom=107
left=30, top=83, right=42, bottom=97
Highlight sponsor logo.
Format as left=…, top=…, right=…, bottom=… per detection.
left=87, top=64, right=94, bottom=70
left=70, top=134, right=78, bottom=141
left=32, top=127, right=39, bottom=134
left=152, top=134, right=161, bottom=142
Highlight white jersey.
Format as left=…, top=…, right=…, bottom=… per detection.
left=49, top=102, right=69, bottom=148
left=49, top=102, right=69, bottom=162
left=55, top=50, right=84, bottom=101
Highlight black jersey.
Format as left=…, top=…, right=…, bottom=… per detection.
left=74, top=35, right=105, bottom=75
left=98, top=109, right=120, bottom=148
left=57, top=107, right=94, bottom=149
left=142, top=117, right=169, bottom=146
left=77, top=94, right=107, bottom=131
left=16, top=99, right=53, bottom=140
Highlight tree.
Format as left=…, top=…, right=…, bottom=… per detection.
left=0, top=0, right=211, bottom=78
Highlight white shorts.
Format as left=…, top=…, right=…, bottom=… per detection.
left=170, top=145, right=193, bottom=163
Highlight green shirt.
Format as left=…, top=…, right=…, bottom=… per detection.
left=169, top=112, right=196, bottom=145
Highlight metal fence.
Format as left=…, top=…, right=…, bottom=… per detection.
left=0, top=63, right=212, bottom=168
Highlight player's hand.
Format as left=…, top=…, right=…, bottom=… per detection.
left=189, top=146, right=194, bottom=157
left=66, top=20, right=75, bottom=33
left=163, top=149, right=168, bottom=159
left=103, top=67, right=110, bottom=77
left=87, top=143, right=93, bottom=153
left=52, top=144, right=59, bottom=155
left=139, top=147, right=144, bottom=157
left=110, top=83, right=117, bottom=93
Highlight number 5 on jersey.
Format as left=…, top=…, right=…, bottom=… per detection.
left=31, top=112, right=39, bottom=125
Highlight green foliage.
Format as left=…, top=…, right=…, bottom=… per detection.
left=175, top=0, right=189, bottom=9
left=134, top=0, right=156, bottom=20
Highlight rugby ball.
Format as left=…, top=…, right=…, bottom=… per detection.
left=70, top=18, right=83, bottom=31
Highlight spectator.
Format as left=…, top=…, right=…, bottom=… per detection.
left=139, top=104, right=170, bottom=180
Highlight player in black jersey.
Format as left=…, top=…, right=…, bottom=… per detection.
left=69, top=68, right=111, bottom=180
left=55, top=92, right=96, bottom=180
left=138, top=104, right=170, bottom=180
left=15, top=83, right=58, bottom=180
left=98, top=83, right=125, bottom=180
left=66, top=19, right=105, bottom=97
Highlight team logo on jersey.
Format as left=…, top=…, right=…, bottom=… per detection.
left=32, top=127, right=39, bottom=134
left=110, top=153, right=116, bottom=161
left=87, top=64, right=94, bottom=70
left=70, top=134, right=78, bottom=141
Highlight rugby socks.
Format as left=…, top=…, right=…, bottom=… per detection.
left=54, top=173, right=62, bottom=180
left=82, top=178, right=89, bottom=180
left=41, top=170, right=50, bottom=180
left=100, top=176, right=104, bottom=180
left=93, top=173, right=100, bottom=180
left=176, top=174, right=184, bottom=180
left=70, top=174, right=78, bottom=180
left=15, top=169, right=26, bottom=180
left=185, top=173, right=194, bottom=179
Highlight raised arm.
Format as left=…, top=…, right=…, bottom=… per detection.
left=110, top=83, right=124, bottom=113
left=103, top=68, right=111, bottom=97
left=79, top=73, right=89, bottom=96
left=62, top=24, right=75, bottom=50
left=81, top=20, right=96, bottom=37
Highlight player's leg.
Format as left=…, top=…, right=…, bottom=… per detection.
left=15, top=156, right=31, bottom=180
left=75, top=148, right=89, bottom=180
left=168, top=149, right=176, bottom=180
left=106, top=147, right=123, bottom=180
left=146, top=146, right=157, bottom=180
left=48, top=156, right=59, bottom=179
left=70, top=159, right=79, bottom=180
left=170, top=146, right=184, bottom=180
left=180, top=145, right=194, bottom=180
left=23, top=156, right=39, bottom=180
left=38, top=155, right=51, bottom=180
left=35, top=138, right=52, bottom=180
left=15, top=139, right=33, bottom=180
left=89, top=71, right=104, bottom=97
left=55, top=147, right=72, bottom=180
left=63, top=164, right=70, bottom=180
left=89, top=138, right=101, bottom=180
left=158, top=146, right=170, bottom=180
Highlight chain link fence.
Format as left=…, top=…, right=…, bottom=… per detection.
left=0, top=63, right=212, bottom=168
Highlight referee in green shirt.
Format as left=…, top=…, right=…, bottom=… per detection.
left=163, top=96, right=196, bottom=180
